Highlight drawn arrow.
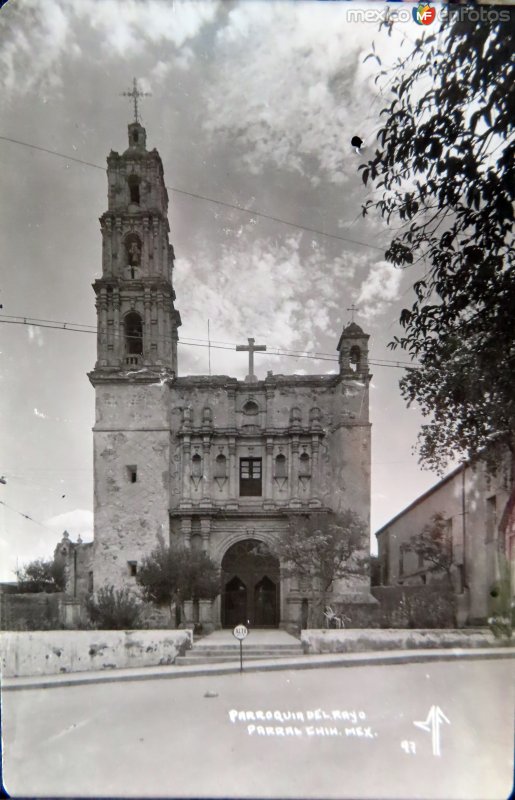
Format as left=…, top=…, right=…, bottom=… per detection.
left=413, top=705, right=450, bottom=756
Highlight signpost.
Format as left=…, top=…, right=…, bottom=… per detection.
left=233, top=624, right=248, bottom=672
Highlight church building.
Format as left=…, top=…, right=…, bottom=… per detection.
left=87, top=113, right=373, bottom=631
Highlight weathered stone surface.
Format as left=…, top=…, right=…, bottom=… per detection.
left=301, top=628, right=510, bottom=655
left=86, top=121, right=373, bottom=630
left=0, top=629, right=192, bottom=677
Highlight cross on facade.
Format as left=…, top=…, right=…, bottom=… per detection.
left=236, top=337, right=267, bottom=383
left=347, top=304, right=359, bottom=323
left=121, top=78, right=152, bottom=123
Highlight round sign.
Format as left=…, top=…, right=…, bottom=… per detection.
left=233, top=624, right=248, bottom=641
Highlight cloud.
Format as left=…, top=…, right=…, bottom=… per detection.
left=203, top=2, right=410, bottom=184
left=44, top=509, right=94, bottom=541
left=356, top=260, right=403, bottom=321
left=27, top=325, right=44, bottom=347
left=0, top=0, right=220, bottom=97
left=174, top=224, right=366, bottom=377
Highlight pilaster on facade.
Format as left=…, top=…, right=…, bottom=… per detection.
left=180, top=517, right=192, bottom=547
left=200, top=518, right=211, bottom=552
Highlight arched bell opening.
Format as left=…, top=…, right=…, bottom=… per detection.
left=124, top=311, right=143, bottom=362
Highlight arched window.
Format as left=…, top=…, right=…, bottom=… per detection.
left=299, top=452, right=311, bottom=476
left=128, top=175, right=140, bottom=205
left=274, top=454, right=287, bottom=478
left=215, top=454, right=227, bottom=479
left=191, top=453, right=202, bottom=477
left=349, top=346, right=361, bottom=372
left=243, top=400, right=259, bottom=416
left=124, top=312, right=143, bottom=355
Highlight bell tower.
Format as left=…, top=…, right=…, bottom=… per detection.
left=90, top=89, right=181, bottom=378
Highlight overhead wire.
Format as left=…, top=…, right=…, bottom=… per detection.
left=0, top=315, right=419, bottom=369
left=0, top=134, right=388, bottom=253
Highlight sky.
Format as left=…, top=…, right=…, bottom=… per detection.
left=0, top=0, right=455, bottom=581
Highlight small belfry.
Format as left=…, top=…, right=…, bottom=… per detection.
left=90, top=79, right=181, bottom=378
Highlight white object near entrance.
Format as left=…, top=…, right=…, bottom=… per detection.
left=233, top=624, right=248, bottom=641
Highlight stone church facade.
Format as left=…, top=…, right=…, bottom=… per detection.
left=86, top=120, right=373, bottom=630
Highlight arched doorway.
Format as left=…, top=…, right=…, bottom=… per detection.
left=221, top=539, right=280, bottom=628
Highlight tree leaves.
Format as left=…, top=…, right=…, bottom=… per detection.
left=361, top=16, right=515, bottom=469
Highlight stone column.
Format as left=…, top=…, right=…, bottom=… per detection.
left=152, top=218, right=160, bottom=273
left=290, top=436, right=300, bottom=507
left=181, top=517, right=192, bottom=548
left=172, top=327, right=179, bottom=375
left=201, top=437, right=211, bottom=505
left=309, top=434, right=321, bottom=506
left=228, top=437, right=237, bottom=502
left=227, top=387, right=236, bottom=428
left=265, top=438, right=274, bottom=505
left=182, top=438, right=191, bottom=504
left=265, top=387, right=274, bottom=428
left=200, top=518, right=211, bottom=552
left=157, top=292, right=164, bottom=364
left=97, top=289, right=107, bottom=366
left=144, top=288, right=151, bottom=363
left=142, top=215, right=150, bottom=275
left=113, top=289, right=121, bottom=366
left=115, top=217, right=123, bottom=276
left=103, top=218, right=113, bottom=276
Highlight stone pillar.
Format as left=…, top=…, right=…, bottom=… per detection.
left=97, top=289, right=107, bottom=367
left=228, top=437, right=237, bottom=504
left=227, top=387, right=236, bottom=428
left=142, top=215, right=150, bottom=275
left=103, top=218, right=113, bottom=276
left=113, top=289, right=121, bottom=366
left=144, top=288, right=151, bottom=363
left=156, top=292, right=164, bottom=364
left=200, top=518, right=211, bottom=552
left=152, top=218, right=160, bottom=273
left=172, top=327, right=179, bottom=375
left=182, top=438, right=191, bottom=505
left=114, top=217, right=123, bottom=276
left=265, top=387, right=274, bottom=428
left=310, top=434, right=321, bottom=506
left=265, top=438, right=274, bottom=507
left=290, top=436, right=300, bottom=507
left=201, top=438, right=211, bottom=503
left=181, top=517, right=192, bottom=548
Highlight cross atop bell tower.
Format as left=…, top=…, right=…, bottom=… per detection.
left=90, top=104, right=181, bottom=383
left=121, top=77, right=151, bottom=124
left=121, top=78, right=151, bottom=152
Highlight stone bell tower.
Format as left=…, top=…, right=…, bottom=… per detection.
left=89, top=83, right=182, bottom=593
left=91, top=97, right=181, bottom=376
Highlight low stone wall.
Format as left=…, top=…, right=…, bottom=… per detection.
left=0, top=629, right=192, bottom=678
left=301, top=628, right=510, bottom=654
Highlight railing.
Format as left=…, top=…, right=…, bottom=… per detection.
left=125, top=355, right=141, bottom=366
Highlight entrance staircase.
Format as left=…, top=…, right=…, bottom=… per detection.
left=175, top=629, right=304, bottom=666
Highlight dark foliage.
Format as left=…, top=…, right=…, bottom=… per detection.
left=272, top=510, right=368, bottom=627
left=85, top=584, right=142, bottom=629
left=136, top=535, right=220, bottom=612
left=15, top=557, right=66, bottom=593
left=361, top=16, right=514, bottom=471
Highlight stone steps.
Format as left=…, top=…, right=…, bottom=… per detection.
left=176, top=640, right=304, bottom=666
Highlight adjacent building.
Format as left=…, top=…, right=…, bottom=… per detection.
left=376, top=450, right=513, bottom=625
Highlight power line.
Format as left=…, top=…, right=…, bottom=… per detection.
left=0, top=314, right=419, bottom=369
left=0, top=134, right=387, bottom=252
left=0, top=499, right=48, bottom=530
